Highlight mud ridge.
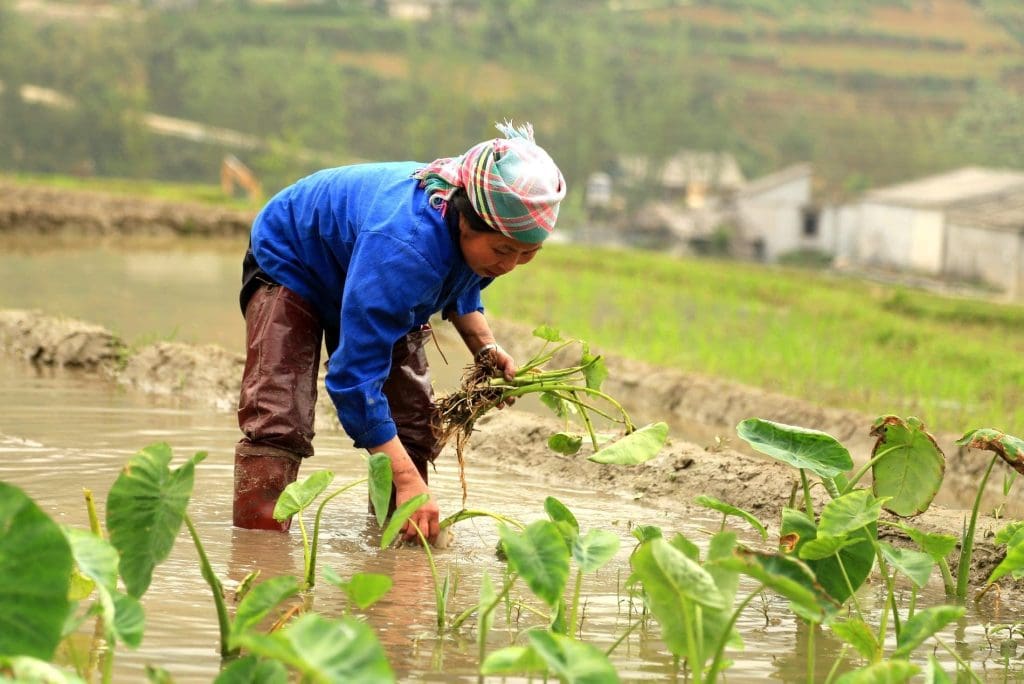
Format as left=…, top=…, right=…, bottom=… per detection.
left=1, top=307, right=1019, bottom=587
left=0, top=181, right=254, bottom=239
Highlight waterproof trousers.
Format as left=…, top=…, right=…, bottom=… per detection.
left=233, top=283, right=439, bottom=530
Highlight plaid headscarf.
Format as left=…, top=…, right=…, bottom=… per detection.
left=413, top=121, right=566, bottom=244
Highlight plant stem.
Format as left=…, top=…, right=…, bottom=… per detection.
left=707, top=588, right=761, bottom=681
left=571, top=389, right=601, bottom=451
left=934, top=635, right=984, bottom=683
left=807, top=622, right=816, bottom=684
left=308, top=479, right=366, bottom=588
left=569, top=570, right=583, bottom=637
left=412, top=521, right=446, bottom=635
left=183, top=513, right=233, bottom=658
left=835, top=554, right=864, bottom=621
left=605, top=617, right=644, bottom=656
left=682, top=600, right=703, bottom=684
left=83, top=488, right=103, bottom=537
left=451, top=576, right=516, bottom=631
left=957, top=453, right=998, bottom=600
left=843, top=444, right=902, bottom=494
left=800, top=469, right=814, bottom=517
left=822, top=645, right=849, bottom=684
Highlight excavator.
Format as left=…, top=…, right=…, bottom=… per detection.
left=220, top=154, right=263, bottom=203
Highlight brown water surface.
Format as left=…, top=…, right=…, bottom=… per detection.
left=2, top=246, right=1022, bottom=682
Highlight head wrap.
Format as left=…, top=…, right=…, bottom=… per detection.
left=413, top=121, right=566, bottom=244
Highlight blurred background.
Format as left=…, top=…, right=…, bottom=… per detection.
left=2, top=0, right=1022, bottom=225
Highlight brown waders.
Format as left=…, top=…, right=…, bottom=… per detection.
left=233, top=283, right=440, bottom=531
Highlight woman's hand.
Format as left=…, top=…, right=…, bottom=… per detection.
left=478, top=343, right=517, bottom=407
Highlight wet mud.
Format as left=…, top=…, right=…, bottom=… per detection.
left=1, top=307, right=1017, bottom=586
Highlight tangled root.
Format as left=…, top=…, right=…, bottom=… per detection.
left=432, top=356, right=504, bottom=506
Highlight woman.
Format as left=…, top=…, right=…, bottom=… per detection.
left=233, top=122, right=565, bottom=544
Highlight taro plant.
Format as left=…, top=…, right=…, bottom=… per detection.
left=433, top=325, right=669, bottom=504
left=953, top=428, right=1024, bottom=600
left=471, top=496, right=623, bottom=681
left=0, top=444, right=398, bottom=684
left=273, top=452, right=394, bottom=590
left=733, top=416, right=1023, bottom=681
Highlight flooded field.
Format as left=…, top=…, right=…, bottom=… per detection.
left=2, top=245, right=1023, bottom=682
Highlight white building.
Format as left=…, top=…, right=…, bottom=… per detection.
left=735, top=163, right=829, bottom=262
left=836, top=166, right=1024, bottom=297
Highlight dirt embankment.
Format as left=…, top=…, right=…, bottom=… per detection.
left=0, top=181, right=254, bottom=241
left=1, top=308, right=1017, bottom=586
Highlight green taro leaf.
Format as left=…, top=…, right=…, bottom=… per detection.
left=544, top=497, right=580, bottom=534
left=721, top=549, right=835, bottom=623
left=213, top=654, right=288, bottom=684
left=835, top=660, right=920, bottom=683
left=890, top=522, right=957, bottom=561
left=818, top=490, right=885, bottom=538
left=478, top=571, right=497, bottom=657
left=106, top=444, right=204, bottom=598
left=235, top=613, right=394, bottom=683
left=631, top=525, right=663, bottom=544
left=110, top=592, right=145, bottom=648
left=893, top=605, right=965, bottom=658
left=499, top=521, right=570, bottom=608
left=368, top=453, right=393, bottom=528
left=274, top=470, right=334, bottom=521
left=526, top=629, right=621, bottom=683
left=829, top=618, right=880, bottom=662
left=799, top=535, right=866, bottom=561
left=956, top=428, right=1024, bottom=476
left=0, top=483, right=73, bottom=660
left=540, top=392, right=576, bottom=419
left=322, top=568, right=393, bottom=610
left=588, top=422, right=668, bottom=465
left=581, top=353, right=608, bottom=391
left=0, top=656, right=87, bottom=684
left=572, top=529, right=620, bottom=574
left=879, top=542, right=934, bottom=589
left=64, top=527, right=118, bottom=595
left=231, top=575, right=300, bottom=646
left=379, top=494, right=429, bottom=548
left=532, top=325, right=562, bottom=342
left=986, top=531, right=1024, bottom=586
left=695, top=495, right=768, bottom=540
left=629, top=537, right=727, bottom=660
left=480, top=646, right=548, bottom=676
left=548, top=432, right=583, bottom=455
left=781, top=508, right=875, bottom=605
left=869, top=416, right=945, bottom=517
left=924, top=655, right=952, bottom=684
left=736, top=418, right=853, bottom=478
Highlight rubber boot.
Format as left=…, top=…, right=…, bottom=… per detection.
left=233, top=452, right=301, bottom=531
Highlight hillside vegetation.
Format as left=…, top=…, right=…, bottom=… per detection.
left=1, top=0, right=1022, bottom=206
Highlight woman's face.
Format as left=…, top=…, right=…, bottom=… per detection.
left=458, top=214, right=542, bottom=278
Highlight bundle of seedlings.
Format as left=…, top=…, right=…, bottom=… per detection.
left=433, top=325, right=669, bottom=505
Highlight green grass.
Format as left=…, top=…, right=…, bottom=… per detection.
left=486, top=244, right=1024, bottom=437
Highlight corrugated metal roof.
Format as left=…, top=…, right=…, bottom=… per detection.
left=865, top=166, right=1024, bottom=209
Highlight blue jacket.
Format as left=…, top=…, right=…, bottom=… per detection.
left=250, top=162, right=490, bottom=449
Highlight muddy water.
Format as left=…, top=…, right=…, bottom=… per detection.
left=2, top=246, right=1022, bottom=682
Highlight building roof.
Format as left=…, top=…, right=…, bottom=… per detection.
left=947, top=190, right=1024, bottom=233
left=864, top=166, right=1024, bottom=209
left=736, top=162, right=812, bottom=198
